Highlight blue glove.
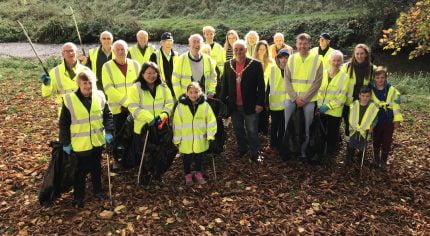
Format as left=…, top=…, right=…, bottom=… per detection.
left=105, top=133, right=113, bottom=144
left=394, top=95, right=401, bottom=104
left=149, top=115, right=161, bottom=127
left=40, top=73, right=51, bottom=86
left=63, top=145, right=72, bottom=155
left=319, top=104, right=329, bottom=114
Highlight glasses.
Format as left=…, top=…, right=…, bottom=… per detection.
left=102, top=37, right=112, bottom=40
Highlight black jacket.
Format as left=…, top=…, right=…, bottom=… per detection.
left=220, top=57, right=265, bottom=115
left=59, top=89, right=115, bottom=154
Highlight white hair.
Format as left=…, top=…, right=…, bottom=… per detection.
left=188, top=34, right=204, bottom=43
left=136, top=30, right=148, bottom=37
left=62, top=42, right=78, bottom=52
left=245, top=31, right=259, bottom=43
left=328, top=50, right=344, bottom=64
left=113, top=40, right=128, bottom=50
left=273, top=33, right=284, bottom=40
left=233, top=39, right=247, bottom=49
left=99, top=31, right=113, bottom=40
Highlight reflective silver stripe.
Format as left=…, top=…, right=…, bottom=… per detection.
left=207, top=121, right=217, bottom=127
left=207, top=131, right=216, bottom=137
left=132, top=61, right=140, bottom=78
left=133, top=108, right=142, bottom=118
left=119, top=96, right=128, bottom=106
left=270, top=101, right=285, bottom=107
left=393, top=109, right=400, bottom=115
left=217, top=62, right=224, bottom=67
left=270, top=91, right=285, bottom=95
left=177, top=134, right=207, bottom=141
left=333, top=99, right=344, bottom=107
left=165, top=99, right=174, bottom=104
left=308, top=54, right=320, bottom=83
left=71, top=127, right=104, bottom=138
left=71, top=115, right=102, bottom=124
left=291, top=79, right=311, bottom=84
left=104, top=83, right=114, bottom=91
left=172, top=82, right=181, bottom=87
left=173, top=136, right=181, bottom=142
left=269, top=66, right=276, bottom=94
left=176, top=123, right=207, bottom=129
left=109, top=102, right=121, bottom=107
left=181, top=84, right=188, bottom=90
left=360, top=104, right=378, bottom=130
left=172, top=71, right=192, bottom=80
left=128, top=103, right=140, bottom=108
left=64, top=94, right=76, bottom=120
left=105, top=63, right=114, bottom=87
left=164, top=106, right=172, bottom=113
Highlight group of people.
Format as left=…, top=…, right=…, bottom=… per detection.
left=39, top=26, right=403, bottom=207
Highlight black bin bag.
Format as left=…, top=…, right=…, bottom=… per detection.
left=280, top=107, right=305, bottom=159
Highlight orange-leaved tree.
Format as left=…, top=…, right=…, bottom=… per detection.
left=380, top=0, right=430, bottom=59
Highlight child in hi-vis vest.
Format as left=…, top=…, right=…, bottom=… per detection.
left=173, top=82, right=217, bottom=185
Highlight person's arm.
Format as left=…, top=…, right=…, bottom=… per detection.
left=302, top=62, right=323, bottom=103
left=207, top=57, right=217, bottom=97
left=172, top=105, right=182, bottom=145
left=127, top=85, right=154, bottom=125
left=59, top=102, right=71, bottom=145
left=327, top=72, right=349, bottom=110
left=171, top=56, right=184, bottom=100
left=161, top=85, right=175, bottom=120
left=255, top=61, right=265, bottom=107
left=206, top=104, right=217, bottom=141
left=41, top=68, right=56, bottom=98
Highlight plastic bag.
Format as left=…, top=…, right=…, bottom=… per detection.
left=280, top=107, right=305, bottom=159
left=306, top=114, right=327, bottom=163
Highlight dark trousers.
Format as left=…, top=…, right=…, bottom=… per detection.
left=342, top=106, right=350, bottom=137
left=321, top=114, right=342, bottom=154
left=258, top=107, right=269, bottom=135
left=113, top=110, right=129, bottom=134
left=270, top=110, right=285, bottom=149
left=183, top=153, right=203, bottom=174
left=74, top=147, right=103, bottom=201
left=373, top=122, right=394, bottom=157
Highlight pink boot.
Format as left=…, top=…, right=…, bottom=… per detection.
left=185, top=173, right=193, bottom=185
left=194, top=172, right=206, bottom=184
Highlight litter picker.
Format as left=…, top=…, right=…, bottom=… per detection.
left=106, top=145, right=114, bottom=206
left=69, top=6, right=86, bottom=56
left=137, top=130, right=150, bottom=185
left=16, top=20, right=49, bottom=75
left=360, top=131, right=370, bottom=180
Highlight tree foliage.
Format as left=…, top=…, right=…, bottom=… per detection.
left=380, top=0, right=430, bottom=58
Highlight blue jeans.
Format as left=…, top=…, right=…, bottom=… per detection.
left=231, top=106, right=260, bottom=156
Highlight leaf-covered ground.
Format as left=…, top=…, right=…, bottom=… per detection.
left=0, top=58, right=429, bottom=235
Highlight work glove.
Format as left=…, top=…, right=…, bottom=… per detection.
left=63, top=144, right=72, bottom=155
left=105, top=133, right=113, bottom=144
left=319, top=104, right=329, bottom=114
left=40, top=73, right=51, bottom=86
left=149, top=115, right=161, bottom=127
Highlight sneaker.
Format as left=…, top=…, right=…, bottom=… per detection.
left=194, top=172, right=206, bottom=184
left=185, top=173, right=193, bottom=185
left=250, top=153, right=264, bottom=163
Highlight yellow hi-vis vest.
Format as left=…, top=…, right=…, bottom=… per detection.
left=173, top=100, right=217, bottom=154
left=371, top=86, right=403, bottom=122
left=317, top=69, right=349, bottom=117
left=286, top=52, right=322, bottom=102
left=129, top=44, right=156, bottom=65
left=63, top=91, right=106, bottom=152
left=102, top=59, right=141, bottom=114
left=268, top=64, right=286, bottom=111
left=42, top=61, right=88, bottom=116
left=205, top=42, right=225, bottom=76
left=154, top=49, right=178, bottom=84
left=88, top=47, right=116, bottom=75
left=349, top=100, right=378, bottom=139
left=342, top=63, right=377, bottom=106
left=171, top=53, right=217, bottom=99
left=263, top=61, right=275, bottom=87
left=128, top=83, right=175, bottom=134
left=310, top=47, right=334, bottom=69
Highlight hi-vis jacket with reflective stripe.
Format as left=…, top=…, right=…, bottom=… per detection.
left=173, top=95, right=217, bottom=154
left=286, top=52, right=323, bottom=102
left=310, top=47, right=334, bottom=69
left=128, top=82, right=174, bottom=134
left=129, top=44, right=156, bottom=65
left=371, top=85, right=403, bottom=122
left=206, top=42, right=225, bottom=75
left=102, top=59, right=141, bottom=114
left=349, top=100, right=378, bottom=140
left=154, top=49, right=178, bottom=84
left=268, top=64, right=286, bottom=111
left=88, top=47, right=116, bottom=74
left=63, top=91, right=106, bottom=152
left=42, top=61, right=88, bottom=116
left=317, top=69, right=349, bottom=117
left=263, top=61, right=275, bottom=87
left=172, top=53, right=217, bottom=99
left=342, top=63, right=377, bottom=106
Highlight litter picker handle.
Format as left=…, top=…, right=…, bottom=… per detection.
left=157, top=117, right=168, bottom=130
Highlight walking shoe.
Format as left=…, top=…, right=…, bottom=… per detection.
left=250, top=153, right=264, bottom=163
left=185, top=173, right=193, bottom=185
left=194, top=172, right=206, bottom=184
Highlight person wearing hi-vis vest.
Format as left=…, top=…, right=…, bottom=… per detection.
left=317, top=50, right=349, bottom=155
left=310, top=33, right=335, bottom=69
left=202, top=26, right=225, bottom=78
left=128, top=30, right=156, bottom=65
left=127, top=62, right=174, bottom=176
left=370, top=67, right=403, bottom=169
left=268, top=48, right=289, bottom=151
left=102, top=40, right=141, bottom=147
left=150, top=32, right=178, bottom=98
left=173, top=82, right=217, bottom=185
left=40, top=42, right=88, bottom=117
left=59, top=70, right=114, bottom=208
left=345, top=86, right=378, bottom=165
left=284, top=33, right=323, bottom=159
left=82, top=31, right=115, bottom=91
left=172, top=34, right=217, bottom=100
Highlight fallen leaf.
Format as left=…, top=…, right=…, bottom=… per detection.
left=99, top=210, right=114, bottom=220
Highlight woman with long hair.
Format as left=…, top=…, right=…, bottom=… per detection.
left=223, top=30, right=239, bottom=61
